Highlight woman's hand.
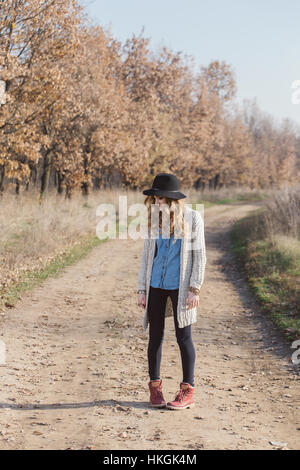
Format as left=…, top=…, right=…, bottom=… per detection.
left=138, top=293, right=146, bottom=309
left=186, top=291, right=199, bottom=310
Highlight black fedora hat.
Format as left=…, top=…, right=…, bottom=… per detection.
left=143, top=173, right=186, bottom=200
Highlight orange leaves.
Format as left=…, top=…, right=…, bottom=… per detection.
left=5, top=160, right=30, bottom=179
left=0, top=1, right=298, bottom=195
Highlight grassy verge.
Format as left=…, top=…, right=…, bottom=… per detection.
left=1, top=233, right=102, bottom=311
left=230, top=211, right=300, bottom=341
left=190, top=188, right=270, bottom=207
left=190, top=188, right=270, bottom=210
left=0, top=221, right=125, bottom=312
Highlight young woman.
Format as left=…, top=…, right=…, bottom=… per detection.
left=137, top=173, right=207, bottom=410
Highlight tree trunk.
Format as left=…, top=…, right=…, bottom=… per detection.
left=93, top=176, right=100, bottom=190
left=65, top=185, right=72, bottom=199
left=0, top=165, right=5, bottom=193
left=57, top=171, right=64, bottom=194
left=194, top=177, right=206, bottom=191
left=81, top=181, right=89, bottom=196
left=81, top=153, right=89, bottom=197
left=32, top=166, right=37, bottom=185
left=40, top=150, right=52, bottom=197
left=214, top=173, right=220, bottom=189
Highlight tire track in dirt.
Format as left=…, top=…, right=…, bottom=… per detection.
left=0, top=202, right=299, bottom=449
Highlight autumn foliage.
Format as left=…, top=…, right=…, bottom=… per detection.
left=0, top=0, right=299, bottom=198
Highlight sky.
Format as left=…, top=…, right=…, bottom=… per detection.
left=82, top=0, right=300, bottom=127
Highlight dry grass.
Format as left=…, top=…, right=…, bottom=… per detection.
left=261, top=185, right=300, bottom=242
left=0, top=187, right=138, bottom=293
left=230, top=184, right=300, bottom=339
left=273, top=234, right=300, bottom=260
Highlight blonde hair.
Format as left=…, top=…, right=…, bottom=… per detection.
left=144, top=195, right=186, bottom=239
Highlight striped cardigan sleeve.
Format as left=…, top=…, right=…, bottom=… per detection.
left=189, top=210, right=207, bottom=291
left=137, top=237, right=149, bottom=291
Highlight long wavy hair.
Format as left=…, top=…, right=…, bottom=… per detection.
left=144, top=195, right=186, bottom=241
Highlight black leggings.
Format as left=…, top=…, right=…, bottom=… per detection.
left=147, top=286, right=196, bottom=387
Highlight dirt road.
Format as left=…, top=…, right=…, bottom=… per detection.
left=0, top=202, right=299, bottom=450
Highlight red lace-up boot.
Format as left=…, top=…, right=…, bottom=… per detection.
left=166, top=382, right=194, bottom=410
left=148, top=379, right=166, bottom=408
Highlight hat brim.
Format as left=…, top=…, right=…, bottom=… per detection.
left=142, top=188, right=186, bottom=199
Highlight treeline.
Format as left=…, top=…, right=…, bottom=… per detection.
left=0, top=0, right=299, bottom=199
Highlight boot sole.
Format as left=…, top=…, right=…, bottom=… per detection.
left=166, top=402, right=195, bottom=410
left=149, top=403, right=166, bottom=408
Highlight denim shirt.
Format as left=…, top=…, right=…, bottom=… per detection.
left=150, top=227, right=182, bottom=290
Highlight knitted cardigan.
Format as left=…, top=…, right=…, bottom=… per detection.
left=137, top=204, right=207, bottom=331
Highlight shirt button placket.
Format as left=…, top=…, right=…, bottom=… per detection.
left=163, top=241, right=168, bottom=288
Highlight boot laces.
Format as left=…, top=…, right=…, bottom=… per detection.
left=174, top=387, right=189, bottom=402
